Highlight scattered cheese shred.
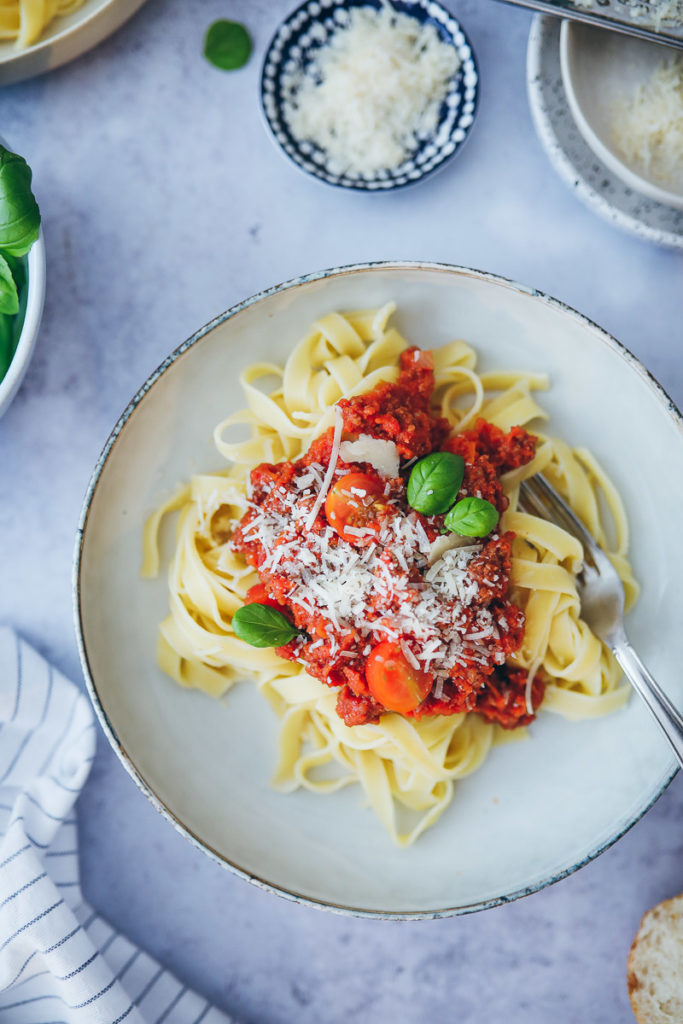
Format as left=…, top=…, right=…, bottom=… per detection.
left=339, top=436, right=400, bottom=479
left=305, top=405, right=343, bottom=528
left=525, top=658, right=542, bottom=716
left=613, top=55, right=683, bottom=186
left=235, top=455, right=508, bottom=680
left=282, top=3, right=460, bottom=177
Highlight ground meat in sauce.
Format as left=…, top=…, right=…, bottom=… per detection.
left=335, top=686, right=383, bottom=727
left=468, top=534, right=515, bottom=605
left=339, top=348, right=451, bottom=459
left=231, top=347, right=543, bottom=730
left=475, top=666, right=545, bottom=729
left=443, top=419, right=538, bottom=515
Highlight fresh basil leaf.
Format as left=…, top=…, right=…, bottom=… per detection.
left=204, top=20, right=252, bottom=71
left=0, top=253, right=18, bottom=315
left=406, top=452, right=465, bottom=515
left=0, top=313, right=13, bottom=382
left=8, top=255, right=26, bottom=359
left=4, top=252, right=25, bottom=292
left=0, top=147, right=41, bottom=257
left=232, top=602, right=299, bottom=648
left=444, top=497, right=499, bottom=538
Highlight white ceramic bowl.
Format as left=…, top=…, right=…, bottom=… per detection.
left=75, top=262, right=681, bottom=918
left=560, top=20, right=683, bottom=211
left=0, top=226, right=45, bottom=419
left=528, top=16, right=683, bottom=251
left=0, top=0, right=149, bottom=86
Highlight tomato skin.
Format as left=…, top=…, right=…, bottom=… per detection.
left=324, top=472, right=387, bottom=542
left=365, top=641, right=433, bottom=714
left=245, top=583, right=282, bottom=612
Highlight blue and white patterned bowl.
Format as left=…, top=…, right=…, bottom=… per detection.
left=260, top=0, right=479, bottom=191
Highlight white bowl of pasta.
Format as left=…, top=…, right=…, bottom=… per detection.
left=75, top=262, right=682, bottom=917
left=0, top=0, right=149, bottom=85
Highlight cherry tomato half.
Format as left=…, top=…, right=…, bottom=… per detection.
left=245, top=583, right=282, bottom=612
left=324, top=472, right=388, bottom=542
left=365, top=641, right=433, bottom=714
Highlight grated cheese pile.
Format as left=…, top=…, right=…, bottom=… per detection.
left=228, top=460, right=510, bottom=684
left=613, top=55, right=683, bottom=185
left=282, top=4, right=460, bottom=177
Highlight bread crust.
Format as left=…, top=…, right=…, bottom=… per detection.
left=628, top=893, right=683, bottom=1024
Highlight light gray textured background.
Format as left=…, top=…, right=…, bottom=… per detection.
left=1, top=1, right=682, bottom=1021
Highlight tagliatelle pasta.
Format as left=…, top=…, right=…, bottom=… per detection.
left=143, top=304, right=638, bottom=846
left=0, top=0, right=86, bottom=49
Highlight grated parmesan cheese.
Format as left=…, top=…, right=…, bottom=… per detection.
left=339, top=436, right=400, bottom=479
left=234, top=459, right=512, bottom=683
left=613, top=55, right=683, bottom=186
left=282, top=4, right=460, bottom=177
left=305, top=406, right=343, bottom=528
left=525, top=659, right=542, bottom=716
left=427, top=532, right=471, bottom=566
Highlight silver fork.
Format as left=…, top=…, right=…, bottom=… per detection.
left=519, top=474, right=683, bottom=767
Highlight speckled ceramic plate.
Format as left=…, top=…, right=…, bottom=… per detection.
left=527, top=15, right=683, bottom=249
left=560, top=20, right=683, bottom=210
left=0, top=0, right=149, bottom=86
left=74, top=262, right=681, bottom=918
left=260, top=0, right=478, bottom=191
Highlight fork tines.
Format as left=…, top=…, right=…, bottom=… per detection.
left=520, top=474, right=596, bottom=553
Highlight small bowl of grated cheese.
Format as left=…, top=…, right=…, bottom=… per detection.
left=260, top=0, right=478, bottom=191
left=560, top=19, right=683, bottom=211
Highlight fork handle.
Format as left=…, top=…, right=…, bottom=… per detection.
left=613, top=638, right=683, bottom=769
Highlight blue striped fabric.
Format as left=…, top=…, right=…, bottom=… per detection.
left=0, top=629, right=231, bottom=1024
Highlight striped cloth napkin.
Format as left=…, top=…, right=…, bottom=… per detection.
left=0, top=627, right=232, bottom=1024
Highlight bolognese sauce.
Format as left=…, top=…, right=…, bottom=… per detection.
left=231, top=348, right=542, bottom=729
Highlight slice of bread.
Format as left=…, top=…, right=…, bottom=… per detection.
left=628, top=893, right=683, bottom=1024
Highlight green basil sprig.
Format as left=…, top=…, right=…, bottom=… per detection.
left=204, top=20, right=252, bottom=71
left=0, top=253, right=18, bottom=315
left=0, top=313, right=13, bottom=381
left=0, top=148, right=41, bottom=257
left=233, top=602, right=300, bottom=648
left=0, top=146, right=40, bottom=385
left=444, top=497, right=499, bottom=538
left=406, top=452, right=465, bottom=515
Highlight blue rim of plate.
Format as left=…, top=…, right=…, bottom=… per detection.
left=74, top=260, right=679, bottom=920
left=260, top=0, right=479, bottom=191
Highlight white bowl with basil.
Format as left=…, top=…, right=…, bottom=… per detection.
left=0, top=142, right=45, bottom=419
